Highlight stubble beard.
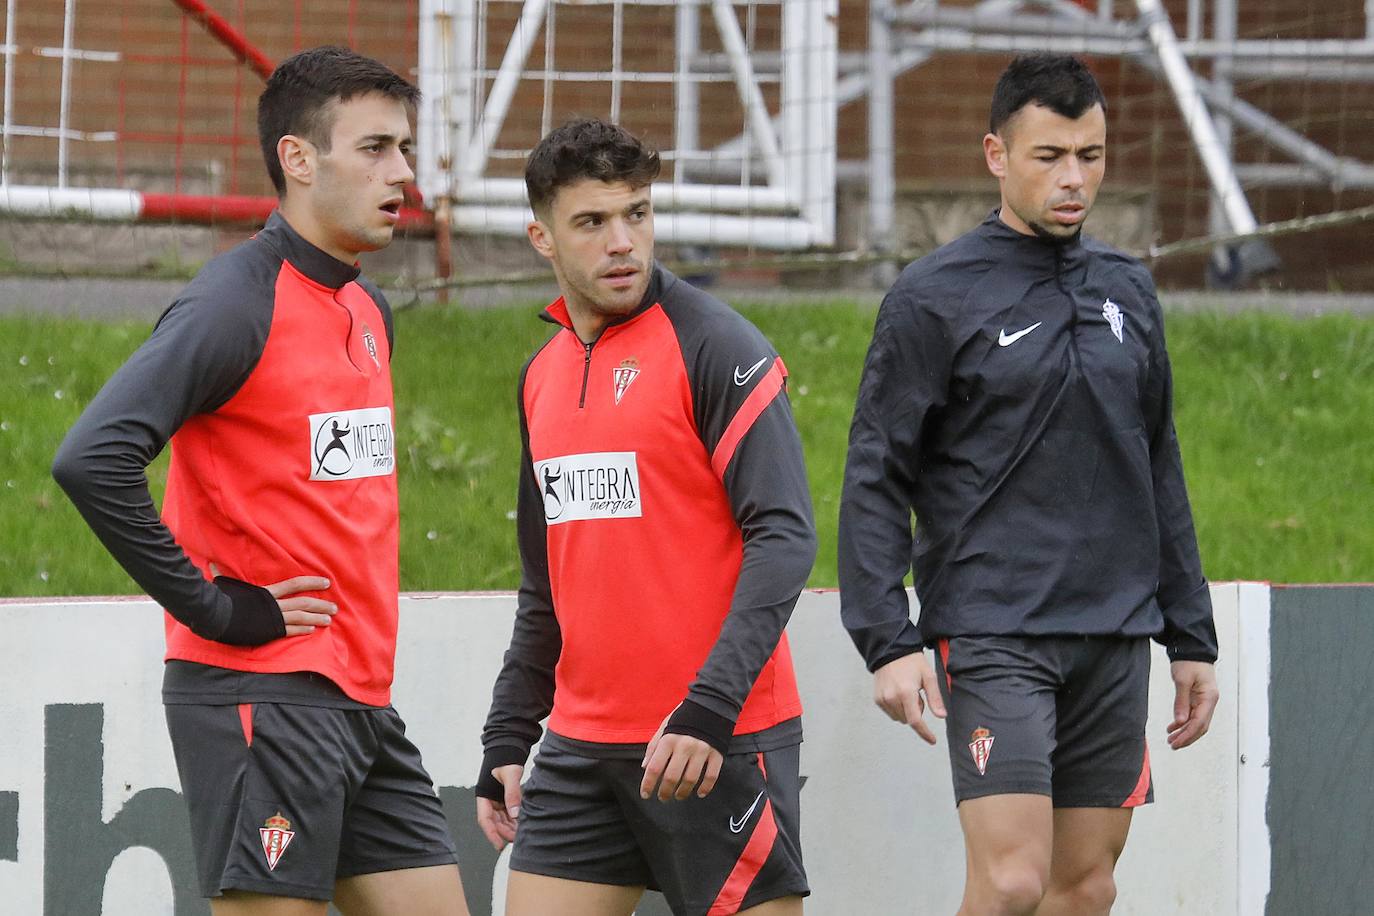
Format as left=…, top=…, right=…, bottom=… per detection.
left=317, top=161, right=395, bottom=256
left=571, top=261, right=648, bottom=321
left=1026, top=192, right=1092, bottom=244
left=1026, top=218, right=1084, bottom=244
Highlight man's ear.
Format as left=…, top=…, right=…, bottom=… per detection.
left=984, top=132, right=1007, bottom=180
left=527, top=218, right=555, bottom=260
left=278, top=134, right=315, bottom=188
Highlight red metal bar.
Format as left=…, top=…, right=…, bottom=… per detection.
left=140, top=193, right=433, bottom=231
left=170, top=0, right=276, bottom=81
left=141, top=193, right=274, bottom=223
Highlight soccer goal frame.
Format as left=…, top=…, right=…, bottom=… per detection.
left=415, top=0, right=838, bottom=250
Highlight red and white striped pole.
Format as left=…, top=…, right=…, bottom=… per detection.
left=0, top=186, right=432, bottom=229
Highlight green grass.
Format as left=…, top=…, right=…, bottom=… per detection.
left=1165, top=311, right=1374, bottom=582
left=1, top=304, right=1370, bottom=597
left=1, top=318, right=171, bottom=595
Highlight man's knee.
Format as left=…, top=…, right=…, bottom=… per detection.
left=991, top=863, right=1048, bottom=914
left=1052, top=866, right=1117, bottom=913
left=969, top=860, right=1049, bottom=915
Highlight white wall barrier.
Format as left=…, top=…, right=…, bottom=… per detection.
left=0, top=585, right=1255, bottom=914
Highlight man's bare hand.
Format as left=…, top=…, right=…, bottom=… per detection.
left=873, top=651, right=947, bottom=745
left=211, top=563, right=336, bottom=637
left=640, top=714, right=724, bottom=801
left=1167, top=660, right=1219, bottom=750
left=476, top=764, right=524, bottom=850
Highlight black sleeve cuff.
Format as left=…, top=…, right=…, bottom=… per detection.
left=867, top=645, right=924, bottom=674
left=1159, top=618, right=1219, bottom=664
left=1167, top=647, right=1219, bottom=664
left=475, top=745, right=529, bottom=802
left=207, top=576, right=287, bottom=646
left=664, top=699, right=736, bottom=756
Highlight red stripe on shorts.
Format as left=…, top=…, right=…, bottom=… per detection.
left=238, top=703, right=253, bottom=747
left=707, top=753, right=778, bottom=915
left=938, top=638, right=952, bottom=692
left=1122, top=742, right=1151, bottom=807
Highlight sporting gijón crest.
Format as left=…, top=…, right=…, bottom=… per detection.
left=361, top=322, right=381, bottom=369
left=612, top=358, right=641, bottom=405
left=259, top=811, right=296, bottom=871
left=969, top=727, right=995, bottom=776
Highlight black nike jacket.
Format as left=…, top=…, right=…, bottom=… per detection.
left=839, top=211, right=1218, bottom=672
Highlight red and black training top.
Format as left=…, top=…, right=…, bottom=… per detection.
left=478, top=265, right=817, bottom=780
left=53, top=211, right=401, bottom=707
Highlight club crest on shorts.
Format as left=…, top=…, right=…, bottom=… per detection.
left=612, top=358, right=641, bottom=405
left=259, top=811, right=296, bottom=871
left=969, top=727, right=995, bottom=776
left=1102, top=299, right=1124, bottom=343
left=361, top=323, right=381, bottom=369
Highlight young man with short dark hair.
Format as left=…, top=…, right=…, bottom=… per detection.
left=53, top=46, right=469, bottom=915
left=839, top=55, right=1219, bottom=915
left=475, top=118, right=816, bottom=916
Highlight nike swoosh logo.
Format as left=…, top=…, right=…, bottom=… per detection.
left=729, top=790, right=766, bottom=834
left=734, top=357, right=769, bottom=387
left=997, top=322, right=1043, bottom=347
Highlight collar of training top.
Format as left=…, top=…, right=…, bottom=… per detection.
left=258, top=210, right=364, bottom=290
left=541, top=261, right=672, bottom=337
left=979, top=208, right=1088, bottom=271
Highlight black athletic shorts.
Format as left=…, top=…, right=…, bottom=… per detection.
left=933, top=635, right=1153, bottom=808
left=509, top=731, right=809, bottom=916
left=164, top=699, right=457, bottom=900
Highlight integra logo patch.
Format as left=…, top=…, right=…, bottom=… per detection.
left=534, top=451, right=641, bottom=524
left=308, top=407, right=395, bottom=481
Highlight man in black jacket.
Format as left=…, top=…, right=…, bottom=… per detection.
left=839, top=55, right=1219, bottom=915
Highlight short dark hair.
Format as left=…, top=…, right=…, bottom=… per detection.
left=989, top=54, right=1106, bottom=136
left=525, top=118, right=661, bottom=218
left=258, top=46, right=420, bottom=196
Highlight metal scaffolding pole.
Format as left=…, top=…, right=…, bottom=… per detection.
left=1044, top=0, right=1370, bottom=187
left=674, top=0, right=700, bottom=174
left=2, top=0, right=15, bottom=185
left=56, top=0, right=77, bottom=189
left=1210, top=0, right=1237, bottom=253
left=1133, top=0, right=1253, bottom=234
left=869, top=0, right=896, bottom=269
left=1134, top=0, right=1276, bottom=282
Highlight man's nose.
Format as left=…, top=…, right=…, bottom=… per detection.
left=1059, top=157, right=1084, bottom=190
left=606, top=219, right=633, bottom=254
left=388, top=147, right=415, bottom=185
